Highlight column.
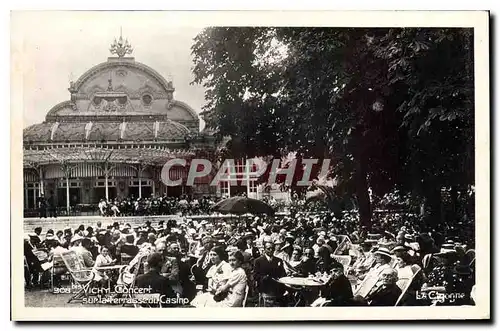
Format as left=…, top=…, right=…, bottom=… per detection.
left=33, top=187, right=37, bottom=210
left=38, top=165, right=44, bottom=197
left=246, top=159, right=250, bottom=197
left=66, top=176, right=70, bottom=213
left=105, top=163, right=109, bottom=201
left=139, top=177, right=142, bottom=199
left=24, top=186, right=28, bottom=209
left=152, top=180, right=156, bottom=197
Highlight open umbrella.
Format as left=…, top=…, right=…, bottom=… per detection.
left=211, top=196, right=275, bottom=215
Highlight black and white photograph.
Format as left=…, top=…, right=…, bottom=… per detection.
left=11, top=10, right=489, bottom=321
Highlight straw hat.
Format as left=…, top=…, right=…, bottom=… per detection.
left=391, top=245, right=407, bottom=254
left=374, top=247, right=393, bottom=259
left=435, top=243, right=457, bottom=256
left=368, top=233, right=382, bottom=240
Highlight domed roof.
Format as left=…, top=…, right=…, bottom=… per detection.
left=23, top=120, right=190, bottom=143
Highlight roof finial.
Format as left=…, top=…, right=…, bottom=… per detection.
left=110, top=28, right=133, bottom=58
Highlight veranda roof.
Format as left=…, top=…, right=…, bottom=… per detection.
left=23, top=146, right=196, bottom=168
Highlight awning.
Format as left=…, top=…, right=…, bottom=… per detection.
left=23, top=146, right=196, bottom=168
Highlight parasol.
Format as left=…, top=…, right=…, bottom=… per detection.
left=211, top=196, right=275, bottom=215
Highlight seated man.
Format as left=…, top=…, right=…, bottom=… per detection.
left=74, top=238, right=95, bottom=268
left=313, top=261, right=354, bottom=306
left=354, top=267, right=402, bottom=306
left=295, top=248, right=317, bottom=277
left=135, top=253, right=177, bottom=307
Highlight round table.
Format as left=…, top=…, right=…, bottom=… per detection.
left=278, top=277, right=325, bottom=307
left=278, top=277, right=326, bottom=287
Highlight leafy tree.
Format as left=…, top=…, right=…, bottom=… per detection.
left=192, top=27, right=474, bottom=229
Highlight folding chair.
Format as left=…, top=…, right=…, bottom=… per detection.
left=60, top=250, right=96, bottom=303
left=354, top=268, right=381, bottom=298
left=395, top=267, right=421, bottom=306
left=242, top=284, right=250, bottom=307
left=24, top=257, right=30, bottom=287
left=50, top=254, right=68, bottom=292
left=121, top=254, right=147, bottom=307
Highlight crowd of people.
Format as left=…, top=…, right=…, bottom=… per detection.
left=98, top=195, right=224, bottom=217
left=24, top=209, right=476, bottom=308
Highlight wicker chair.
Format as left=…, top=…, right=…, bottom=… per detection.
left=60, top=250, right=96, bottom=303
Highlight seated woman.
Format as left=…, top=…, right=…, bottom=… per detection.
left=212, top=251, right=248, bottom=307
left=93, top=246, right=117, bottom=285
left=190, top=246, right=232, bottom=307
left=394, top=252, right=414, bottom=280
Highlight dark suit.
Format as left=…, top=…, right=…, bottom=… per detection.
left=366, top=284, right=402, bottom=306
left=135, top=269, right=176, bottom=306
left=253, top=255, right=286, bottom=295
left=296, top=257, right=318, bottom=277
left=121, top=244, right=139, bottom=257
left=320, top=274, right=353, bottom=306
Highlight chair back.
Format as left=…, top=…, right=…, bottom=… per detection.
left=332, top=255, right=352, bottom=272
left=395, top=267, right=421, bottom=306
left=410, top=264, right=422, bottom=275
left=422, top=253, right=434, bottom=270
left=354, top=269, right=381, bottom=298
left=334, top=235, right=352, bottom=255
left=465, top=249, right=475, bottom=267
left=60, top=250, right=93, bottom=283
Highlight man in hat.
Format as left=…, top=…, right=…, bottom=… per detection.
left=41, top=229, right=57, bottom=249
left=359, top=247, right=393, bottom=286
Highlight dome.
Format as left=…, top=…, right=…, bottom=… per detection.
left=43, top=57, right=199, bottom=132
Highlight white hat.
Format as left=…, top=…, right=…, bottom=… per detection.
left=374, top=247, right=392, bottom=259
left=70, top=234, right=83, bottom=243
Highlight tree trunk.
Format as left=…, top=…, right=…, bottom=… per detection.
left=423, top=185, right=442, bottom=229
left=354, top=160, right=372, bottom=230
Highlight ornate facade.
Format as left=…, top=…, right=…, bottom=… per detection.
left=23, top=36, right=216, bottom=214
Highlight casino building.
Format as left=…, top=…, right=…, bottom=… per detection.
left=23, top=35, right=220, bottom=214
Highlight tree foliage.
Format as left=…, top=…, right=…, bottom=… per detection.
left=191, top=27, right=474, bottom=229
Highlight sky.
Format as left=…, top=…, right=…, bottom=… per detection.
left=13, top=12, right=207, bottom=129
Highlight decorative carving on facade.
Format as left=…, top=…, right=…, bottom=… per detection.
left=115, top=69, right=128, bottom=77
